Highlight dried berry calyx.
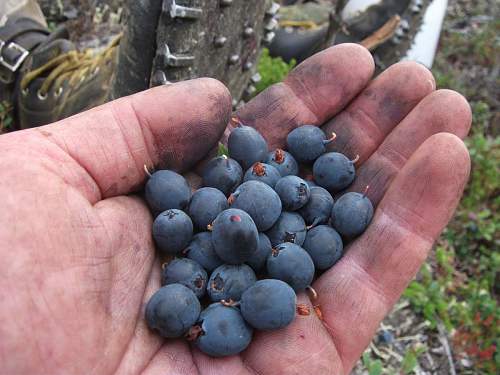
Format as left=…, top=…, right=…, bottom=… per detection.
left=185, top=325, right=204, bottom=341
left=296, top=303, right=311, bottom=316
left=252, top=162, right=267, bottom=176
left=274, top=149, right=286, bottom=164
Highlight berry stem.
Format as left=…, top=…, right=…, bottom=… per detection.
left=362, top=185, right=370, bottom=199
left=144, top=164, right=153, bottom=178
left=323, top=132, right=337, bottom=145
left=221, top=299, right=240, bottom=307
left=306, top=217, right=321, bottom=230
left=351, top=154, right=360, bottom=164
left=207, top=223, right=214, bottom=231
left=306, top=285, right=318, bottom=301
left=231, top=116, right=244, bottom=128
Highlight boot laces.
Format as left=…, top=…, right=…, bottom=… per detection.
left=20, top=35, right=120, bottom=98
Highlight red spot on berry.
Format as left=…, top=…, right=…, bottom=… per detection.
left=230, top=215, right=241, bottom=222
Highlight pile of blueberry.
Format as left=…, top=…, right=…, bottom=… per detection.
left=144, top=122, right=374, bottom=357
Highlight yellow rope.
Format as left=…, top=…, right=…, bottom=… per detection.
left=279, top=20, right=319, bottom=29
left=21, top=34, right=121, bottom=95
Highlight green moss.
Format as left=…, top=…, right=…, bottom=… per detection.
left=256, top=48, right=296, bottom=94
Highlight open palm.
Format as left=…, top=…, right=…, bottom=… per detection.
left=0, top=44, right=471, bottom=375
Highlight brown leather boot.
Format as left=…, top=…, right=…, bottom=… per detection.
left=16, top=31, right=119, bottom=128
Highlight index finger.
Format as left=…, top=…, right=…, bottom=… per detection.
left=235, top=44, right=375, bottom=148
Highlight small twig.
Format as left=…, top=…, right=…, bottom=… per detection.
left=361, top=15, right=401, bottom=51
left=369, top=342, right=390, bottom=361
left=425, top=351, right=436, bottom=371
left=380, top=346, right=404, bottom=362
left=437, top=320, right=457, bottom=375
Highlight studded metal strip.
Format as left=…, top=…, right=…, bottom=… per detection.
left=151, top=0, right=280, bottom=105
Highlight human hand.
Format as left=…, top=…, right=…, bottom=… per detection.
left=0, top=44, right=471, bottom=375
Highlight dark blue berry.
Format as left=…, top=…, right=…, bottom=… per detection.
left=193, top=303, right=253, bottom=357
left=377, top=330, right=395, bottom=345
left=161, top=258, right=208, bottom=298
left=145, top=170, right=191, bottom=214
left=211, top=209, right=259, bottom=264
left=331, top=192, right=374, bottom=238
left=243, top=162, right=281, bottom=188
left=298, top=186, right=334, bottom=227
left=266, top=242, right=315, bottom=291
left=145, top=284, right=200, bottom=338
left=228, top=123, right=268, bottom=170
left=240, top=279, right=296, bottom=330
left=313, top=152, right=357, bottom=192
left=286, top=125, right=335, bottom=163
left=266, top=211, right=307, bottom=247
left=207, top=264, right=257, bottom=302
left=229, top=180, right=282, bottom=231
left=302, top=225, right=343, bottom=270
left=188, top=187, right=228, bottom=231
left=265, top=149, right=299, bottom=176
left=202, top=156, right=243, bottom=196
left=275, top=175, right=311, bottom=211
left=184, top=232, right=223, bottom=273
left=153, top=209, right=193, bottom=254
left=246, top=233, right=272, bottom=272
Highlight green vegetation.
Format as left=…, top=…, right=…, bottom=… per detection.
left=402, top=5, right=499, bottom=372
left=256, top=48, right=296, bottom=94
left=256, top=1, right=499, bottom=373
left=0, top=100, right=13, bottom=132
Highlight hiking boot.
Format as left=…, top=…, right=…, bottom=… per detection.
left=16, top=30, right=119, bottom=128
left=269, top=0, right=432, bottom=68
left=0, top=1, right=49, bottom=102
left=267, top=1, right=337, bottom=63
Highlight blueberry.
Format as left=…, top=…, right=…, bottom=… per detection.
left=275, top=176, right=311, bottom=211
left=202, top=156, right=243, bottom=196
left=145, top=283, right=200, bottom=338
left=153, top=209, right=193, bottom=254
left=240, top=279, right=296, bottom=330
left=184, top=232, right=223, bottom=273
left=298, top=186, right=334, bottom=227
left=266, top=242, right=315, bottom=291
left=377, top=330, right=395, bottom=345
left=286, top=125, right=335, bottom=163
left=305, top=179, right=317, bottom=188
left=207, top=264, right=257, bottom=302
left=331, top=192, right=374, bottom=238
left=188, top=187, right=228, bottom=231
left=194, top=303, right=253, bottom=357
left=266, top=211, right=307, bottom=247
left=313, top=152, right=357, bottom=192
left=211, top=208, right=259, bottom=264
left=229, top=180, right=282, bottom=231
left=145, top=170, right=191, bottom=214
left=161, top=258, right=208, bottom=298
left=265, top=149, right=299, bottom=176
left=302, top=225, right=343, bottom=270
left=228, top=123, right=268, bottom=170
left=243, top=162, right=281, bottom=188
left=246, top=233, right=272, bottom=272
